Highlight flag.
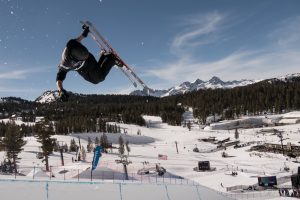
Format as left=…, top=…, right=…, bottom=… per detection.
left=158, top=154, right=167, bottom=160
left=92, top=146, right=102, bottom=170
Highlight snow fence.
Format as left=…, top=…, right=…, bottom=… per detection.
left=0, top=179, right=233, bottom=200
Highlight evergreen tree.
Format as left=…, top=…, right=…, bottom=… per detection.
left=34, top=121, right=55, bottom=172
left=235, top=129, right=239, bottom=140
left=118, top=136, right=125, bottom=155
left=53, top=140, right=59, bottom=152
left=187, top=121, right=192, bottom=131
left=1, top=122, right=26, bottom=173
left=0, top=137, right=4, bottom=151
left=125, top=140, right=130, bottom=156
left=63, top=144, right=68, bottom=152
left=81, top=146, right=87, bottom=161
left=100, top=133, right=109, bottom=152
left=87, top=137, right=93, bottom=153
left=95, top=137, right=100, bottom=146
left=69, top=138, right=77, bottom=152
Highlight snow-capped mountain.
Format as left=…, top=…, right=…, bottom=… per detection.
left=131, top=76, right=261, bottom=97
left=35, top=90, right=87, bottom=103
left=274, top=73, right=300, bottom=82
left=35, top=90, right=59, bottom=103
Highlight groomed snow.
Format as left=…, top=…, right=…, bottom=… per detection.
left=2, top=112, right=300, bottom=199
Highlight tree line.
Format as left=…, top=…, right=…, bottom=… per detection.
left=177, top=78, right=300, bottom=123
left=1, top=78, right=300, bottom=128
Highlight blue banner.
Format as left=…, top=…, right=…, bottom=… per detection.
left=92, top=146, right=102, bottom=171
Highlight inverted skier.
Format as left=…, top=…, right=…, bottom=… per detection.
left=56, top=25, right=123, bottom=102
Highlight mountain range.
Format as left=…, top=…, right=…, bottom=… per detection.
left=131, top=76, right=261, bottom=97
left=36, top=76, right=260, bottom=103
left=3, top=73, right=298, bottom=104
left=132, top=73, right=300, bottom=97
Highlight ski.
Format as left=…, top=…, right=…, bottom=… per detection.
left=79, top=25, right=138, bottom=87
left=80, top=21, right=149, bottom=93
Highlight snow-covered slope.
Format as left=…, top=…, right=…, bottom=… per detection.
left=2, top=113, right=300, bottom=199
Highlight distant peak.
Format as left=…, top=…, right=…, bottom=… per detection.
left=179, top=81, right=192, bottom=87
left=194, top=78, right=204, bottom=84
left=209, top=76, right=223, bottom=84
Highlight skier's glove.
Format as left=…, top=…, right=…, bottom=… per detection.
left=82, top=25, right=90, bottom=37
left=59, top=89, right=69, bottom=102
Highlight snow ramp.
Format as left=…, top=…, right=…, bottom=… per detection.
left=0, top=179, right=232, bottom=200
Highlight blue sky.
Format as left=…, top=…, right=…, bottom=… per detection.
left=0, top=0, right=300, bottom=100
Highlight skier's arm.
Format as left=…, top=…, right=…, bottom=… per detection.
left=56, top=69, right=67, bottom=92
left=56, top=80, right=63, bottom=92
left=56, top=69, right=69, bottom=102
left=76, top=35, right=85, bottom=43
left=75, top=25, right=89, bottom=42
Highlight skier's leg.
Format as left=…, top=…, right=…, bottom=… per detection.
left=77, top=54, right=102, bottom=84
left=97, top=50, right=106, bottom=66
left=97, top=53, right=116, bottom=78
left=78, top=52, right=119, bottom=84
left=78, top=53, right=115, bottom=84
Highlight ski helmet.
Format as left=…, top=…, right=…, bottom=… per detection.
left=70, top=45, right=89, bottom=61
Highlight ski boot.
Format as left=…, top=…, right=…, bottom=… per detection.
left=113, top=55, right=123, bottom=67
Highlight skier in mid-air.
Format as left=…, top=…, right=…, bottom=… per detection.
left=56, top=25, right=123, bottom=101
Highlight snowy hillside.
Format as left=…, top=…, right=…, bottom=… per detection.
left=2, top=112, right=300, bottom=199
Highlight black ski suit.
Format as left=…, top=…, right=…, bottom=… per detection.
left=56, top=39, right=116, bottom=84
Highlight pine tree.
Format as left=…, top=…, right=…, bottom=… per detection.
left=34, top=121, right=55, bottom=172
left=1, top=122, right=26, bottom=173
left=125, top=140, right=130, bottom=156
left=53, top=140, right=59, bottom=152
left=235, top=128, right=239, bottom=140
left=95, top=137, right=100, bottom=146
left=187, top=121, right=192, bottom=131
left=81, top=146, right=87, bottom=161
left=87, top=137, right=93, bottom=153
left=100, top=133, right=109, bottom=152
left=118, top=136, right=125, bottom=155
left=69, top=138, right=77, bottom=152
left=63, top=144, right=68, bottom=152
left=0, top=137, right=4, bottom=151
left=116, top=136, right=131, bottom=180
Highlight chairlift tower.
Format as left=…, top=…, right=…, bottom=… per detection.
left=115, top=155, right=132, bottom=180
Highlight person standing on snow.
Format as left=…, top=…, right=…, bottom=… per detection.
left=56, top=25, right=123, bottom=102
